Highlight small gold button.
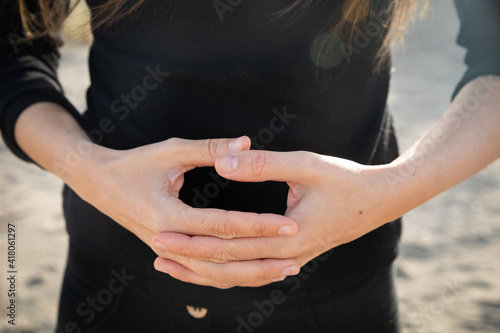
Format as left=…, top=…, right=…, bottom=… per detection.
left=186, top=305, right=208, bottom=319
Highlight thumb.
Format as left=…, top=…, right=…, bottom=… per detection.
left=170, top=136, right=251, bottom=167
left=215, top=150, right=315, bottom=184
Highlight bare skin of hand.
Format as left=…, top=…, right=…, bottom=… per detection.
left=98, top=139, right=303, bottom=287
left=152, top=151, right=389, bottom=288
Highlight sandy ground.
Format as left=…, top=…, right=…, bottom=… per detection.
left=1, top=0, right=499, bottom=332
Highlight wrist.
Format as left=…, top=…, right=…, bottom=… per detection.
left=57, top=141, right=119, bottom=203
left=358, top=162, right=410, bottom=227
left=373, top=157, right=424, bottom=222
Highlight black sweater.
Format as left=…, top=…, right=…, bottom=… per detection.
left=1, top=0, right=499, bottom=305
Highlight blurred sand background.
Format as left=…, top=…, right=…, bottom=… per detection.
left=0, top=0, right=499, bottom=332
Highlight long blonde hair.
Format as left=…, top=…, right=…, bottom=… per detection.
left=14, top=0, right=425, bottom=58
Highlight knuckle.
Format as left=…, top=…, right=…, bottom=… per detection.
left=176, top=245, right=193, bottom=258
left=251, top=217, right=266, bottom=237
left=297, top=151, right=314, bottom=167
left=215, top=218, right=237, bottom=239
left=251, top=151, right=266, bottom=176
left=206, top=138, right=220, bottom=159
left=216, top=282, right=234, bottom=290
left=302, top=152, right=322, bottom=175
left=210, top=246, right=234, bottom=263
left=166, top=137, right=181, bottom=148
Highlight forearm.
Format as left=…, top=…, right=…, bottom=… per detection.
left=383, top=75, right=500, bottom=220
left=14, top=102, right=109, bottom=194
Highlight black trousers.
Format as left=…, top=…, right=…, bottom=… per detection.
left=56, top=243, right=399, bottom=333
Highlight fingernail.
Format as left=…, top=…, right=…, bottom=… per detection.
left=272, top=276, right=286, bottom=283
left=278, top=225, right=296, bottom=236
left=282, top=265, right=299, bottom=277
left=152, top=240, right=166, bottom=252
left=229, top=137, right=243, bottom=151
left=218, top=155, right=238, bottom=174
left=154, top=261, right=167, bottom=273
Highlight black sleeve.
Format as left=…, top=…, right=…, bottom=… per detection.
left=0, top=1, right=84, bottom=163
left=452, top=0, right=500, bottom=99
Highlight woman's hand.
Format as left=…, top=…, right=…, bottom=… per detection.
left=76, top=136, right=300, bottom=250
left=14, top=104, right=300, bottom=288
left=152, top=150, right=396, bottom=288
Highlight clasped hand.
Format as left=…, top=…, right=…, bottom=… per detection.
left=150, top=137, right=392, bottom=289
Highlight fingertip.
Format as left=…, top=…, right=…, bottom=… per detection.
left=240, top=136, right=251, bottom=151
left=152, top=239, right=166, bottom=253
left=271, top=276, right=286, bottom=283
left=280, top=216, right=299, bottom=234
left=278, top=224, right=298, bottom=236
left=230, top=135, right=251, bottom=151
left=264, top=214, right=298, bottom=236
left=281, top=264, right=300, bottom=277
left=154, top=258, right=167, bottom=273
